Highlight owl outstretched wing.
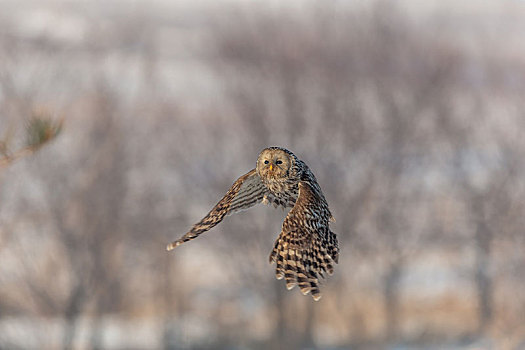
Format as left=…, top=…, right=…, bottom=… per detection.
left=269, top=181, right=339, bottom=301
left=167, top=169, right=268, bottom=250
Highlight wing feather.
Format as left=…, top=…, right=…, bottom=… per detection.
left=269, top=181, right=339, bottom=301
left=167, top=169, right=266, bottom=250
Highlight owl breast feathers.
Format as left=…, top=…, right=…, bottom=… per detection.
left=167, top=146, right=339, bottom=301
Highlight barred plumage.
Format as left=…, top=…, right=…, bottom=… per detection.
left=269, top=182, right=338, bottom=300
left=167, top=147, right=339, bottom=300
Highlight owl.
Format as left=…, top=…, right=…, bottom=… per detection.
left=167, top=147, right=339, bottom=301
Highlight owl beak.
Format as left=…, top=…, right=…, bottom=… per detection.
left=269, top=164, right=273, bottom=171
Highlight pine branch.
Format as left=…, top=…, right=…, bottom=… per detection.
left=0, top=111, right=62, bottom=169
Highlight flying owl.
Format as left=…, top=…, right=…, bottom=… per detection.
left=167, top=147, right=339, bottom=301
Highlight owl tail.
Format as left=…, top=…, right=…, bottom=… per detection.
left=269, top=230, right=339, bottom=301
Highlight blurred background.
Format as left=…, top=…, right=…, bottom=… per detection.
left=1, top=0, right=525, bottom=349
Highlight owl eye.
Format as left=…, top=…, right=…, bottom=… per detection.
left=264, top=160, right=269, bottom=164
left=276, top=160, right=283, bottom=165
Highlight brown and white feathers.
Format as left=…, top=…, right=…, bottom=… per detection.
left=167, top=147, right=339, bottom=301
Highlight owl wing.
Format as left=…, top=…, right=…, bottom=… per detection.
left=269, top=181, right=339, bottom=301
left=167, top=169, right=269, bottom=250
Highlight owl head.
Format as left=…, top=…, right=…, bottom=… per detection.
left=256, top=147, right=293, bottom=180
